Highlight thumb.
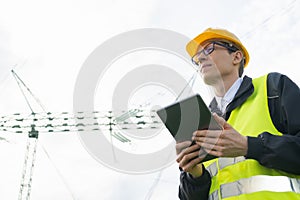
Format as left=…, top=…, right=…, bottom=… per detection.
left=212, top=113, right=232, bottom=129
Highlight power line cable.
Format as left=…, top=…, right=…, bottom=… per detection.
left=242, top=0, right=297, bottom=39
left=40, top=142, right=76, bottom=200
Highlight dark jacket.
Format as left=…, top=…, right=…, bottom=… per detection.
left=179, top=72, right=300, bottom=200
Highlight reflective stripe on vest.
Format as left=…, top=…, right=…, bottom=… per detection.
left=218, top=156, right=245, bottom=170
left=218, top=175, right=300, bottom=199
left=206, top=161, right=218, bottom=177
left=208, top=190, right=219, bottom=200
left=209, top=176, right=300, bottom=199
left=206, top=156, right=246, bottom=178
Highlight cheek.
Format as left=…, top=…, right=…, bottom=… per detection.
left=212, top=54, right=232, bottom=70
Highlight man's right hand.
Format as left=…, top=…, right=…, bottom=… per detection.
left=176, top=141, right=206, bottom=178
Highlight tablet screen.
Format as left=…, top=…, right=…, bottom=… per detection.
left=156, top=94, right=222, bottom=142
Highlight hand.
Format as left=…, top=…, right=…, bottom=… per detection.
left=192, top=113, right=248, bottom=157
left=176, top=141, right=206, bottom=177
left=175, top=140, right=192, bottom=155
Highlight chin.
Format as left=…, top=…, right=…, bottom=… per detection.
left=202, top=74, right=220, bottom=86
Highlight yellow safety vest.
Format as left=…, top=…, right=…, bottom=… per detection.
left=203, top=74, right=300, bottom=200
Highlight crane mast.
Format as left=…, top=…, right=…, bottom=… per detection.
left=18, top=124, right=38, bottom=200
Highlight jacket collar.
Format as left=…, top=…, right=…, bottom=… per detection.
left=209, top=75, right=254, bottom=120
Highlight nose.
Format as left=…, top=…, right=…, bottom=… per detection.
left=198, top=55, right=208, bottom=66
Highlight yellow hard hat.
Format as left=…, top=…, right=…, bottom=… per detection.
left=186, top=28, right=250, bottom=67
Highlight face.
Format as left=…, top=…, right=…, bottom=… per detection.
left=192, top=41, right=240, bottom=86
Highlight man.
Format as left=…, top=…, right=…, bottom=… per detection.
left=176, top=28, right=300, bottom=200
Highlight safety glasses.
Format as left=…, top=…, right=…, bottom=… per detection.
left=191, top=41, right=239, bottom=66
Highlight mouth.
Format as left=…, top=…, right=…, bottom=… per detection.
left=200, top=64, right=212, bottom=72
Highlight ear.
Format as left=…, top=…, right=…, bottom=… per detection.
left=232, top=51, right=243, bottom=65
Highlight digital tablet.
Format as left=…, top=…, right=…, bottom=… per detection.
left=156, top=94, right=222, bottom=141
left=156, top=94, right=222, bottom=162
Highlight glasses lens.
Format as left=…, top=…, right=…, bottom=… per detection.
left=203, top=44, right=214, bottom=56
left=192, top=43, right=215, bottom=65
left=191, top=55, right=199, bottom=65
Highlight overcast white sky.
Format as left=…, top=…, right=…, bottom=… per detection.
left=0, top=0, right=300, bottom=199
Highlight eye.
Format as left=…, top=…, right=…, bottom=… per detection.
left=204, top=45, right=214, bottom=55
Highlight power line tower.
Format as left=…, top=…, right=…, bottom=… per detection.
left=11, top=70, right=44, bottom=200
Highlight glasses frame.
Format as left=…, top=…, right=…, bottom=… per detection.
left=191, top=41, right=239, bottom=66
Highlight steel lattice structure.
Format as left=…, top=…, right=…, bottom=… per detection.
left=5, top=68, right=197, bottom=200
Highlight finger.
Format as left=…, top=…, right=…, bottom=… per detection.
left=198, top=148, right=209, bottom=159
left=212, top=113, right=226, bottom=127
left=205, top=149, right=223, bottom=157
left=176, top=140, right=192, bottom=147
left=182, top=156, right=204, bottom=172
left=212, top=113, right=232, bottom=129
left=176, top=144, right=200, bottom=162
left=179, top=147, right=209, bottom=166
left=194, top=137, right=219, bottom=146
left=193, top=130, right=209, bottom=137
left=180, top=149, right=206, bottom=171
left=200, top=142, right=223, bottom=153
left=180, top=150, right=200, bottom=164
left=176, top=141, right=192, bottom=155
left=178, top=150, right=200, bottom=167
left=193, top=130, right=222, bottom=139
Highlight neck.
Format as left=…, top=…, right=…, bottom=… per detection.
left=212, top=76, right=239, bottom=97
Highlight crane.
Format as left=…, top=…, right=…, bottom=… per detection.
left=1, top=69, right=198, bottom=200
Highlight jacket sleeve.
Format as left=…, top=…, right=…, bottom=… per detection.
left=246, top=72, right=300, bottom=175
left=178, top=166, right=211, bottom=200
